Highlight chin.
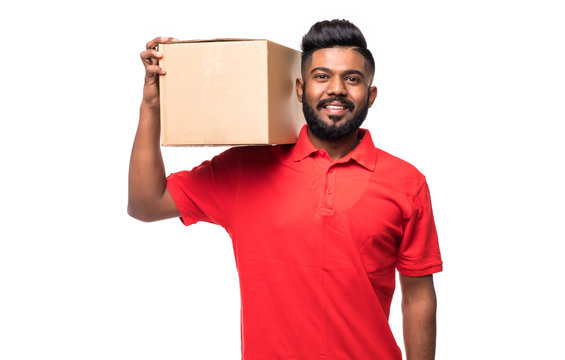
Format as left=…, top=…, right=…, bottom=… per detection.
left=327, top=115, right=349, bottom=124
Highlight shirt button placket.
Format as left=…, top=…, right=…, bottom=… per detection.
left=322, top=166, right=336, bottom=213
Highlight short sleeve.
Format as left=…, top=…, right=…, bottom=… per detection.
left=166, top=148, right=240, bottom=228
left=396, top=180, right=443, bottom=276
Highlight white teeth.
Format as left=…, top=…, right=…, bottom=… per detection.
left=326, top=105, right=346, bottom=110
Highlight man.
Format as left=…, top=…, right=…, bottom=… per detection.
left=129, top=19, right=442, bottom=360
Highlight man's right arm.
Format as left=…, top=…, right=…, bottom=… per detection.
left=127, top=37, right=180, bottom=222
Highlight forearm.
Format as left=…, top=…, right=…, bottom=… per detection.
left=127, top=37, right=181, bottom=222
left=127, top=102, right=167, bottom=218
left=402, top=292, right=437, bottom=360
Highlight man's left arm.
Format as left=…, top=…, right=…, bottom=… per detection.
left=399, top=273, right=437, bottom=360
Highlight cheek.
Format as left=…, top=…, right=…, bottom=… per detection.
left=304, top=89, right=325, bottom=108
left=352, top=90, right=370, bottom=106
left=304, top=82, right=325, bottom=98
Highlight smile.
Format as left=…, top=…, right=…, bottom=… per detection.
left=320, top=101, right=352, bottom=118
left=317, top=98, right=355, bottom=112
left=325, top=105, right=348, bottom=110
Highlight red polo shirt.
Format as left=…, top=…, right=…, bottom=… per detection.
left=166, top=125, right=442, bottom=360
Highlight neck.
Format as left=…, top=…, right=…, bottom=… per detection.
left=307, top=128, right=361, bottom=162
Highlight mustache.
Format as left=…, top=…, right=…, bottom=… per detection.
left=317, top=97, right=355, bottom=111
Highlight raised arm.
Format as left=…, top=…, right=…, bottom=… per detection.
left=127, top=37, right=180, bottom=222
left=399, top=274, right=437, bottom=360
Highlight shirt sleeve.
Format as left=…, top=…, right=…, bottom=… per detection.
left=166, top=148, right=240, bottom=228
left=396, top=180, right=443, bottom=276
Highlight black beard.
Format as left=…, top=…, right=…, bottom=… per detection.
left=302, top=88, right=370, bottom=141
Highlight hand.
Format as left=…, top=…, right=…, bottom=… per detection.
left=140, top=37, right=177, bottom=109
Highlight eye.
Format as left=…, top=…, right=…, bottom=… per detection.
left=346, top=76, right=360, bottom=83
left=314, top=73, right=329, bottom=80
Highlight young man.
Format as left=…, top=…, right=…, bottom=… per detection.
left=129, top=19, right=442, bottom=360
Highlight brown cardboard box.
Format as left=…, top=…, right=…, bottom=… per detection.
left=158, top=39, right=305, bottom=146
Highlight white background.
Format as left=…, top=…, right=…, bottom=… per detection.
left=1, top=0, right=564, bottom=359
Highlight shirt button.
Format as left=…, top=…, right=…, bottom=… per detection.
left=327, top=188, right=333, bottom=195
left=328, top=169, right=335, bottom=174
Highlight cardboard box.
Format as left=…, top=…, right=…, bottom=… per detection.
left=158, top=39, right=306, bottom=146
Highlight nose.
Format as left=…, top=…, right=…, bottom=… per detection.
left=327, top=77, right=347, bottom=97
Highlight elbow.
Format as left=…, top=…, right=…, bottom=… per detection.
left=128, top=191, right=178, bottom=222
left=127, top=202, right=156, bottom=222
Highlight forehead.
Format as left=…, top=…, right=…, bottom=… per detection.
left=307, top=47, right=367, bottom=74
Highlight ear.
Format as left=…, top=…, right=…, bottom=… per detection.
left=368, top=86, right=377, bottom=108
left=296, top=78, right=304, bottom=103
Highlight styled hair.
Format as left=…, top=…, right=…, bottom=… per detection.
left=301, top=19, right=375, bottom=80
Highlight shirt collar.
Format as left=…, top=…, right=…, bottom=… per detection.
left=293, top=125, right=378, bottom=171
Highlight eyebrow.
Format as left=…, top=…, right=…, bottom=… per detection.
left=310, top=67, right=366, bottom=78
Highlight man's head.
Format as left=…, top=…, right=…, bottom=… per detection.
left=301, top=19, right=375, bottom=84
left=297, top=19, right=377, bottom=141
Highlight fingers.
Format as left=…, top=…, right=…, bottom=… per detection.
left=146, top=36, right=178, bottom=50
left=140, top=48, right=162, bottom=67
left=145, top=64, right=166, bottom=78
left=141, top=37, right=179, bottom=74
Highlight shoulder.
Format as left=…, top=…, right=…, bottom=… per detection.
left=226, top=145, right=292, bottom=160
left=211, top=143, right=293, bottom=169
left=208, top=143, right=290, bottom=160
left=230, top=143, right=293, bottom=158
left=373, top=147, right=427, bottom=196
left=375, top=147, right=423, bottom=177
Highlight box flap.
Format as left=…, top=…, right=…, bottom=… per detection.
left=170, top=38, right=265, bottom=44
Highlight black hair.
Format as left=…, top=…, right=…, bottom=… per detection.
left=301, top=19, right=375, bottom=80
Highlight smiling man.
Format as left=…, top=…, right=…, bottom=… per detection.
left=298, top=38, right=377, bottom=159
left=129, top=19, right=442, bottom=360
